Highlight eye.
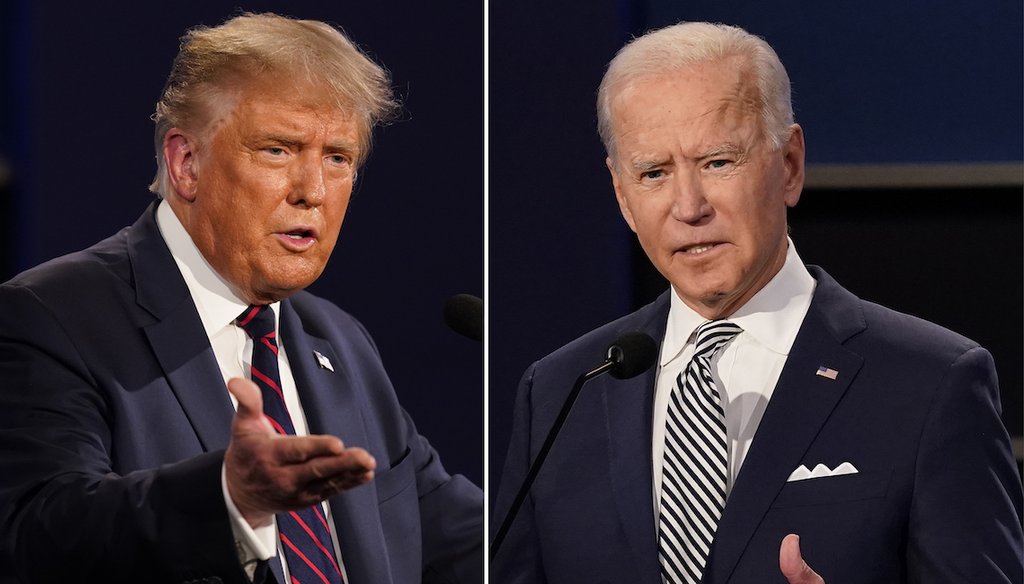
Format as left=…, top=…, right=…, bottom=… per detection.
left=707, top=159, right=731, bottom=169
left=327, top=154, right=352, bottom=167
left=265, top=147, right=286, bottom=156
left=640, top=168, right=664, bottom=181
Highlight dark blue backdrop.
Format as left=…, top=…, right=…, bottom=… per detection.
left=488, top=0, right=1024, bottom=500
left=0, top=2, right=483, bottom=485
left=3, top=0, right=1021, bottom=509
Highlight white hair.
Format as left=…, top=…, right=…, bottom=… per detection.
left=597, top=21, right=794, bottom=163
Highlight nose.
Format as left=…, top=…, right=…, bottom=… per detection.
left=287, top=155, right=327, bottom=208
left=669, top=172, right=713, bottom=225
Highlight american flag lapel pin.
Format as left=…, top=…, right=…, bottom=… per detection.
left=816, top=366, right=839, bottom=380
left=313, top=350, right=335, bottom=372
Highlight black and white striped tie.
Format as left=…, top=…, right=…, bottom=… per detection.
left=658, top=320, right=742, bottom=583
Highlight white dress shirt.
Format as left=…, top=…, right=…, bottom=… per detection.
left=155, top=200, right=346, bottom=581
left=651, top=241, right=816, bottom=517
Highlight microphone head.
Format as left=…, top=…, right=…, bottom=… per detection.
left=606, top=332, right=658, bottom=379
left=444, top=294, right=483, bottom=341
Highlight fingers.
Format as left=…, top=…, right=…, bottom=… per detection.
left=224, top=377, right=378, bottom=525
left=227, top=377, right=274, bottom=434
left=779, top=534, right=825, bottom=584
left=275, top=439, right=376, bottom=493
left=269, top=437, right=376, bottom=483
left=276, top=433, right=348, bottom=463
left=304, top=446, right=376, bottom=495
left=227, top=377, right=260, bottom=416
left=230, top=439, right=376, bottom=512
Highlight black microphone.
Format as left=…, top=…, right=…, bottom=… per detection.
left=606, top=331, right=659, bottom=379
left=444, top=294, right=482, bottom=341
left=490, top=332, right=658, bottom=560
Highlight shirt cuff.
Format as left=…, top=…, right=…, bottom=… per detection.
left=222, top=464, right=278, bottom=578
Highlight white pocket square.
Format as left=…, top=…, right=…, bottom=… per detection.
left=787, top=462, right=858, bottom=482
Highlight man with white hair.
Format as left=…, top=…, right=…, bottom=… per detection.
left=0, top=13, right=482, bottom=584
left=492, top=21, right=1022, bottom=584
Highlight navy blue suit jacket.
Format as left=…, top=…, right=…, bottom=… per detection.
left=492, top=267, right=1022, bottom=583
left=0, top=203, right=482, bottom=583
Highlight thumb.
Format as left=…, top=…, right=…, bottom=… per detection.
left=779, top=534, right=824, bottom=584
left=227, top=377, right=274, bottom=434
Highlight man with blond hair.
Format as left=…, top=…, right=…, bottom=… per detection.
left=492, top=21, right=1022, bottom=584
left=0, top=13, right=481, bottom=584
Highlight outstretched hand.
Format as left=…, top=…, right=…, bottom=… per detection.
left=780, top=534, right=825, bottom=584
left=224, top=377, right=376, bottom=528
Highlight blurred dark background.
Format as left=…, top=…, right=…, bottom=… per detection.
left=0, top=2, right=483, bottom=485
left=489, top=0, right=1024, bottom=501
left=2, top=0, right=1021, bottom=508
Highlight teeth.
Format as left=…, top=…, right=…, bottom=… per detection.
left=686, top=244, right=713, bottom=254
left=286, top=233, right=304, bottom=239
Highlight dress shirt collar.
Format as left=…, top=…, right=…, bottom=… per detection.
left=660, top=239, right=816, bottom=366
left=155, top=199, right=280, bottom=336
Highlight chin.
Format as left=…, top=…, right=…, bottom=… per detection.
left=253, top=273, right=321, bottom=302
left=273, top=277, right=318, bottom=297
left=670, top=271, right=729, bottom=297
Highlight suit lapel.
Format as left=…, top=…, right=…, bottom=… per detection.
left=280, top=301, right=390, bottom=584
left=142, top=303, right=235, bottom=451
left=129, top=204, right=391, bottom=580
left=604, top=293, right=670, bottom=582
left=708, top=268, right=866, bottom=583
left=130, top=203, right=234, bottom=451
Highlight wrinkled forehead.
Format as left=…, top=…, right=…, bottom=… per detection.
left=196, top=70, right=368, bottom=146
left=609, top=57, right=758, bottom=125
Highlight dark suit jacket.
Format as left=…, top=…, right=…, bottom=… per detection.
left=0, top=203, right=483, bottom=584
left=492, top=267, right=1023, bottom=583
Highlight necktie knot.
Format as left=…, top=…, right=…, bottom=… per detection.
left=693, top=320, right=742, bottom=360
left=236, top=305, right=276, bottom=341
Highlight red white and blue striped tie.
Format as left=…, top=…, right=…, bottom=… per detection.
left=658, top=320, right=742, bottom=584
left=237, top=305, right=344, bottom=584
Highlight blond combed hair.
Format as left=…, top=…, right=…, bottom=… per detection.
left=597, top=22, right=794, bottom=164
left=149, top=12, right=397, bottom=197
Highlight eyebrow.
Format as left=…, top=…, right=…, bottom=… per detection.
left=257, top=134, right=303, bottom=148
left=629, top=158, right=671, bottom=173
left=626, top=142, right=748, bottom=171
left=255, top=133, right=360, bottom=154
left=324, top=139, right=359, bottom=153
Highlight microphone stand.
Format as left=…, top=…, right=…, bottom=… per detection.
left=489, top=359, right=616, bottom=560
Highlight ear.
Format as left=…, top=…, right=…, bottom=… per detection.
left=781, top=124, right=805, bottom=208
left=607, top=157, right=638, bottom=233
left=163, top=128, right=200, bottom=203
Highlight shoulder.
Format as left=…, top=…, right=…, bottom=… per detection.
left=0, top=229, right=135, bottom=335
left=858, top=299, right=978, bottom=358
left=808, top=265, right=980, bottom=364
left=3, top=228, right=132, bottom=298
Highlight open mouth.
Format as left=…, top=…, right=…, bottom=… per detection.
left=275, top=228, right=318, bottom=249
left=680, top=242, right=720, bottom=255
left=283, top=229, right=314, bottom=240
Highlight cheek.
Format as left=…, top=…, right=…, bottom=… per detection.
left=327, top=187, right=354, bottom=226
left=224, top=205, right=264, bottom=243
left=629, top=197, right=667, bottom=232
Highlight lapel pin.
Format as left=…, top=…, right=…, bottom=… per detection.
left=816, top=365, right=839, bottom=380
left=313, top=350, right=335, bottom=372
